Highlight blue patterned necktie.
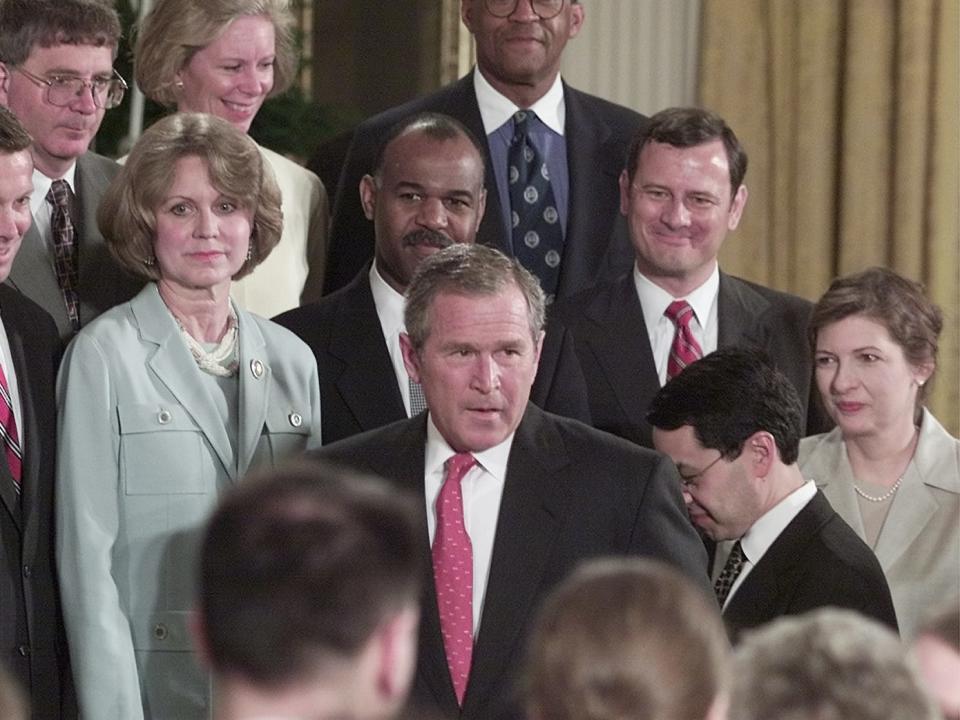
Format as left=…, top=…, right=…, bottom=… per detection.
left=508, top=110, right=563, bottom=300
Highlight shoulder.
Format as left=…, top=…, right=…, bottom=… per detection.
left=0, top=285, right=59, bottom=342
left=550, top=274, right=630, bottom=326
left=77, top=150, right=120, bottom=181
left=564, top=84, right=645, bottom=130
left=311, top=416, right=418, bottom=465
left=272, top=273, right=364, bottom=337
left=258, top=145, right=323, bottom=192
left=915, top=409, right=960, bottom=493
left=353, top=76, right=474, bottom=141
left=723, top=273, right=812, bottom=314
left=798, top=428, right=844, bottom=468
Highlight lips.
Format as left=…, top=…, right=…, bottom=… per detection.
left=834, top=401, right=865, bottom=413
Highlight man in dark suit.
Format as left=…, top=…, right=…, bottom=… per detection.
left=648, top=348, right=897, bottom=643
left=312, top=243, right=710, bottom=720
left=276, top=112, right=589, bottom=444
left=0, top=106, right=71, bottom=720
left=324, top=0, right=645, bottom=298
left=0, top=0, right=141, bottom=341
left=552, top=107, right=830, bottom=448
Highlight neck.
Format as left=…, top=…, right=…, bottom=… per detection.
left=157, top=280, right=232, bottom=343
left=845, top=420, right=920, bottom=487
left=636, top=260, right=716, bottom=298
left=759, top=465, right=806, bottom=515
left=478, top=64, right=557, bottom=109
left=213, top=677, right=355, bottom=720
left=33, top=148, right=75, bottom=181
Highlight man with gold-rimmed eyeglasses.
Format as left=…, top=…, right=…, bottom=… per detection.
left=0, top=0, right=141, bottom=341
left=324, top=0, right=647, bottom=306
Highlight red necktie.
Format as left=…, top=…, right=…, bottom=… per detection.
left=433, top=452, right=476, bottom=705
left=665, top=299, right=704, bottom=380
left=0, top=362, right=22, bottom=491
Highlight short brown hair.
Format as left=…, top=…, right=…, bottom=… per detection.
left=0, top=105, right=31, bottom=153
left=97, top=112, right=282, bottom=282
left=626, top=107, right=747, bottom=197
left=404, top=244, right=546, bottom=351
left=134, top=0, right=297, bottom=108
left=0, top=0, right=120, bottom=64
left=809, top=267, right=942, bottom=402
left=526, top=558, right=730, bottom=720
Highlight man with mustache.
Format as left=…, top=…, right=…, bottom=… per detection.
left=0, top=0, right=141, bottom=341
left=322, top=0, right=645, bottom=302
left=276, top=112, right=589, bottom=444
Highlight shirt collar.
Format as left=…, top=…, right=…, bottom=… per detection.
left=424, top=413, right=515, bottom=484
left=740, top=480, right=818, bottom=564
left=29, top=162, right=77, bottom=218
left=473, top=65, right=566, bottom=136
left=634, top=262, right=720, bottom=331
left=369, top=260, right=407, bottom=336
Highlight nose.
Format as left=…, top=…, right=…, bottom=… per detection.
left=470, top=354, right=500, bottom=393
left=193, top=208, right=218, bottom=238
left=661, top=197, right=691, bottom=229
left=416, top=197, right=449, bottom=231
left=69, top=81, right=98, bottom=114
left=829, top=359, right=857, bottom=394
left=237, top=66, right=264, bottom=95
left=509, top=0, right=540, bottom=20
left=0, top=208, right=17, bottom=240
left=681, top=487, right=694, bottom=506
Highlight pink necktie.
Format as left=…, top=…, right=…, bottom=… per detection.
left=0, top=362, right=22, bottom=492
left=665, top=299, right=703, bottom=380
left=433, top=452, right=477, bottom=706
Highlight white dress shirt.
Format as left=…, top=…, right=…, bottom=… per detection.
left=369, top=261, right=417, bottom=416
left=29, top=163, right=77, bottom=258
left=717, top=480, right=818, bottom=610
left=424, top=416, right=513, bottom=636
left=634, top=263, right=720, bottom=386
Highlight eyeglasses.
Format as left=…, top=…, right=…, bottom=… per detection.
left=677, top=453, right=724, bottom=489
left=13, top=66, right=127, bottom=110
left=484, top=0, right=566, bottom=20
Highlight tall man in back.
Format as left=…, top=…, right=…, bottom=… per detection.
left=313, top=243, right=709, bottom=720
left=0, top=0, right=141, bottom=340
left=0, top=106, right=71, bottom=720
left=552, top=107, right=830, bottom=448
left=277, top=112, right=590, bottom=442
left=324, top=0, right=645, bottom=300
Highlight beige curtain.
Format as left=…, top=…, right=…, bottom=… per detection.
left=699, top=0, right=959, bottom=433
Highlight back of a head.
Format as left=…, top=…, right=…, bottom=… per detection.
left=730, top=608, right=940, bottom=720
left=526, top=558, right=730, bottom=720
left=198, top=460, right=422, bottom=690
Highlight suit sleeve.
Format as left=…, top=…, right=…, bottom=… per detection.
left=299, top=170, right=331, bottom=306
left=629, top=452, right=713, bottom=595
left=55, top=333, right=145, bottom=720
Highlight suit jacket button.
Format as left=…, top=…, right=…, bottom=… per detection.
left=17, top=645, right=30, bottom=656
left=21, top=565, right=31, bottom=578
left=153, top=623, right=168, bottom=640
left=288, top=412, right=302, bottom=427
left=250, top=359, right=264, bottom=379
left=158, top=410, right=172, bottom=424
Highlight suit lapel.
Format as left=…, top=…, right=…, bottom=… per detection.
left=559, top=85, right=625, bottom=296
left=235, top=311, right=269, bottom=477
left=463, top=407, right=572, bottom=714
left=7, top=222, right=70, bottom=338
left=585, top=275, right=660, bottom=438
left=716, top=273, right=769, bottom=348
left=872, top=463, right=938, bottom=570
left=135, top=286, right=236, bottom=477
left=329, top=274, right=406, bottom=430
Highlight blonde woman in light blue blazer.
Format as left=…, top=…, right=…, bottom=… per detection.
left=799, top=268, right=959, bottom=641
left=56, top=113, right=322, bottom=720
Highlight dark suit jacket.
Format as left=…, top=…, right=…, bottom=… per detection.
left=723, top=490, right=898, bottom=642
left=273, top=265, right=592, bottom=444
left=0, top=285, right=72, bottom=719
left=551, top=271, right=832, bottom=448
left=8, top=152, right=142, bottom=341
left=324, top=72, right=645, bottom=298
left=312, top=405, right=710, bottom=720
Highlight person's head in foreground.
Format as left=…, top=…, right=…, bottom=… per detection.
left=195, top=461, right=423, bottom=720
left=912, top=600, right=960, bottom=720
left=730, top=608, right=940, bottom=720
left=526, top=557, right=730, bottom=720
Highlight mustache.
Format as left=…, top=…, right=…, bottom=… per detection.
left=402, top=229, right=455, bottom=250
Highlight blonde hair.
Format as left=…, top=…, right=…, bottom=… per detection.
left=134, top=0, right=297, bottom=108
left=97, top=112, right=282, bottom=282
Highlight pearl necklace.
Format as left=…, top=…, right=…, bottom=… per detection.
left=853, top=476, right=904, bottom=503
